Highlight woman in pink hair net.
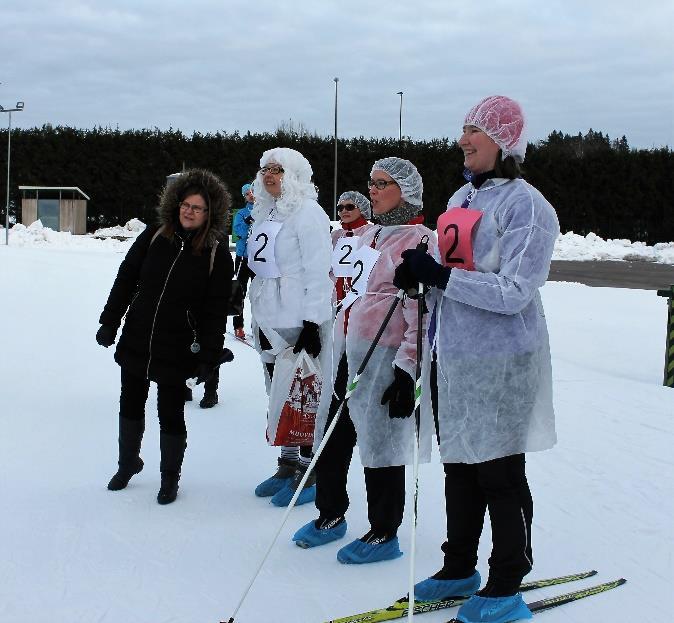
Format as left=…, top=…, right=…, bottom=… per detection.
left=395, top=96, right=560, bottom=623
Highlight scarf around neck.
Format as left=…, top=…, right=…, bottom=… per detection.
left=372, top=201, right=421, bottom=226
left=342, top=215, right=368, bottom=231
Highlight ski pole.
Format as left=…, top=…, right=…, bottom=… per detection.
left=224, top=288, right=406, bottom=623
left=406, top=235, right=429, bottom=622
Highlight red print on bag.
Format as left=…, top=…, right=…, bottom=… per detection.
left=273, top=365, right=321, bottom=447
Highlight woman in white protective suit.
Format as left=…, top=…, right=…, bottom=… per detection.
left=395, top=96, right=559, bottom=623
left=248, top=147, right=334, bottom=507
left=292, top=158, right=437, bottom=565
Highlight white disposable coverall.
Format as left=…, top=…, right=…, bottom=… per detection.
left=433, top=177, right=559, bottom=464
left=248, top=198, right=334, bottom=435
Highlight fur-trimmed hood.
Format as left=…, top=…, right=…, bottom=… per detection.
left=157, top=168, right=232, bottom=247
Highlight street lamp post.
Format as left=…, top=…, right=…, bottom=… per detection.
left=396, top=91, right=403, bottom=142
left=333, top=77, right=339, bottom=222
left=1, top=101, right=24, bottom=245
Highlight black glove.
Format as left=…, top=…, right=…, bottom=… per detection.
left=399, top=248, right=452, bottom=289
left=293, top=320, right=321, bottom=358
left=381, top=366, right=415, bottom=419
left=218, top=348, right=234, bottom=364
left=243, top=215, right=254, bottom=225
left=195, top=349, right=234, bottom=385
left=96, top=324, right=117, bottom=348
left=392, top=261, right=419, bottom=294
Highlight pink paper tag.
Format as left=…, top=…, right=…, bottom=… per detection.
left=437, top=207, right=483, bottom=271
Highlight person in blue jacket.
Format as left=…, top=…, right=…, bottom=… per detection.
left=198, top=182, right=255, bottom=409
left=233, top=184, right=255, bottom=277
left=232, top=183, right=255, bottom=338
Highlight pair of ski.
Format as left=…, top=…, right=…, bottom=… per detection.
left=325, top=570, right=626, bottom=623
left=226, top=330, right=255, bottom=349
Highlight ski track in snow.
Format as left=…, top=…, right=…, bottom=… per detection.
left=1, top=246, right=672, bottom=623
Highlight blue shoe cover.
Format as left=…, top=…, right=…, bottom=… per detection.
left=270, top=483, right=316, bottom=507
left=456, top=593, right=532, bottom=623
left=292, top=518, right=348, bottom=548
left=337, top=536, right=403, bottom=564
left=414, top=571, right=481, bottom=602
left=254, top=475, right=292, bottom=497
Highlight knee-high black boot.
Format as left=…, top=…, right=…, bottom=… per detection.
left=157, top=432, right=187, bottom=505
left=107, top=417, right=145, bottom=491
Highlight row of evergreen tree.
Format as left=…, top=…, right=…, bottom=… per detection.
left=1, top=125, right=672, bottom=243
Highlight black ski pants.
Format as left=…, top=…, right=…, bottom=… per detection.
left=430, top=355, right=533, bottom=596
left=315, top=354, right=406, bottom=538
left=119, top=367, right=187, bottom=436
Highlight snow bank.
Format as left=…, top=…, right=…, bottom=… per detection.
left=553, top=231, right=674, bottom=264
left=4, top=220, right=135, bottom=252
left=93, top=218, right=146, bottom=239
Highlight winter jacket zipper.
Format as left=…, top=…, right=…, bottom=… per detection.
left=122, top=291, right=140, bottom=321
left=146, top=237, right=185, bottom=379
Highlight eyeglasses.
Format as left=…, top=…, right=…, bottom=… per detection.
left=259, top=165, right=284, bottom=175
left=337, top=204, right=357, bottom=213
left=179, top=201, right=208, bottom=214
left=367, top=179, right=398, bottom=190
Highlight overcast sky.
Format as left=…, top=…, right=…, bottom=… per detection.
left=1, top=0, right=672, bottom=149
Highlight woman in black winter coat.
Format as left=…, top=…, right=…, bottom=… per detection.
left=96, top=169, right=233, bottom=504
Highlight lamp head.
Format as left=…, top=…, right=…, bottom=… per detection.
left=16, top=102, right=24, bottom=110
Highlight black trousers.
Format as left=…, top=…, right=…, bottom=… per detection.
left=233, top=256, right=253, bottom=331
left=120, top=367, right=187, bottom=435
left=430, top=356, right=533, bottom=595
left=315, top=354, right=406, bottom=537
left=204, top=367, right=219, bottom=394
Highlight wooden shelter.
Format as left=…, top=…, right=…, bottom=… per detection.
left=19, top=186, right=89, bottom=234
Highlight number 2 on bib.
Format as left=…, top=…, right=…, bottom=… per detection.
left=331, top=235, right=361, bottom=278
left=247, top=220, right=283, bottom=278
left=253, top=233, right=269, bottom=262
left=437, top=207, right=482, bottom=271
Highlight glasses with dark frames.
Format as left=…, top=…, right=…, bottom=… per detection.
left=337, top=203, right=357, bottom=212
left=367, top=179, right=398, bottom=190
left=178, top=201, right=208, bottom=214
left=259, top=165, right=285, bottom=175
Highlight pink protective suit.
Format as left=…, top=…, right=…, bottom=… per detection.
left=335, top=223, right=438, bottom=468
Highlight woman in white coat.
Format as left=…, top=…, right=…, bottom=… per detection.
left=248, top=147, right=334, bottom=507
left=293, top=158, right=437, bottom=565
left=395, top=96, right=559, bottom=623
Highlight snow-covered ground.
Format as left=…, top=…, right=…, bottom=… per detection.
left=1, top=238, right=673, bottom=623
left=2, top=219, right=674, bottom=264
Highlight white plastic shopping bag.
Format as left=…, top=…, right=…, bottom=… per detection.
left=266, top=347, right=322, bottom=447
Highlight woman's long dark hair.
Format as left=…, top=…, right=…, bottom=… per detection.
left=494, top=150, right=523, bottom=179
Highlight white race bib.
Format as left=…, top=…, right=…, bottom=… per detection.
left=248, top=220, right=283, bottom=278
left=339, top=245, right=380, bottom=311
left=331, top=235, right=360, bottom=277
